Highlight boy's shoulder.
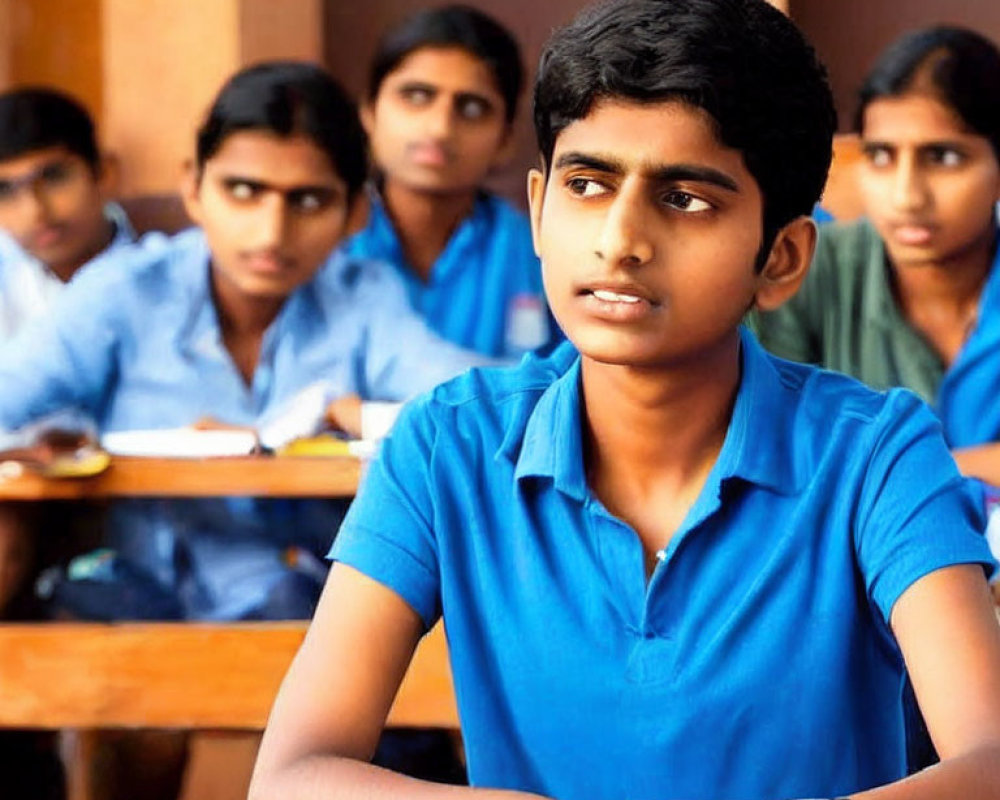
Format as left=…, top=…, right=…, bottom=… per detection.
left=405, top=341, right=577, bottom=440
left=756, top=337, right=934, bottom=456
left=63, top=227, right=206, bottom=304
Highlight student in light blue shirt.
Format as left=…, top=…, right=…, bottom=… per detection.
left=0, top=62, right=484, bottom=622
left=343, top=6, right=559, bottom=359
left=0, top=88, right=138, bottom=340
left=251, top=2, right=1000, bottom=799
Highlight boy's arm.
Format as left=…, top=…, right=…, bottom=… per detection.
left=248, top=562, right=548, bottom=800
left=951, top=442, right=1000, bottom=486
left=845, top=564, right=1000, bottom=800
left=0, top=269, right=118, bottom=433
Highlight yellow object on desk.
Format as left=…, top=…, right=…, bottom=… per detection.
left=278, top=434, right=376, bottom=459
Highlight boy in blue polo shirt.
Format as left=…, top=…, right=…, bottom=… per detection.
left=343, top=6, right=559, bottom=359
left=250, top=2, right=1000, bottom=799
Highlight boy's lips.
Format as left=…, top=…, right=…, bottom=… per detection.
left=27, top=224, right=68, bottom=250
left=407, top=141, right=452, bottom=167
left=241, top=252, right=291, bottom=274
left=577, top=281, right=660, bottom=321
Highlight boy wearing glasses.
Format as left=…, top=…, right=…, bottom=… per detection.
left=0, top=87, right=135, bottom=340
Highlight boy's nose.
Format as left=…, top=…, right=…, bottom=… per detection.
left=253, top=193, right=291, bottom=248
left=595, top=190, right=655, bottom=267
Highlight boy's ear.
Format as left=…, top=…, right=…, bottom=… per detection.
left=179, top=159, right=203, bottom=225
left=753, top=216, right=816, bottom=312
left=526, top=167, right=546, bottom=257
left=345, top=191, right=370, bottom=237
left=360, top=102, right=375, bottom=138
left=96, top=153, right=121, bottom=199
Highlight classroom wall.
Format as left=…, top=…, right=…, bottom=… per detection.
left=1, top=0, right=103, bottom=121
left=790, top=0, right=1000, bottom=130
left=324, top=0, right=786, bottom=209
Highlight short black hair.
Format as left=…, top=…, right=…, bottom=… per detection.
left=196, top=61, right=368, bottom=197
left=368, top=5, right=524, bottom=124
left=533, top=0, right=836, bottom=253
left=0, top=87, right=100, bottom=169
left=855, top=26, right=1000, bottom=160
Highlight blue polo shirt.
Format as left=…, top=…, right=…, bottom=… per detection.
left=333, top=329, right=994, bottom=800
left=342, top=189, right=559, bottom=358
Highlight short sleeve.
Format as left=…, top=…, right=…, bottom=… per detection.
left=853, top=390, right=996, bottom=622
left=330, top=396, right=443, bottom=629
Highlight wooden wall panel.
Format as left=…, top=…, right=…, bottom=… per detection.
left=3, top=0, right=102, bottom=121
left=790, top=0, right=1000, bottom=131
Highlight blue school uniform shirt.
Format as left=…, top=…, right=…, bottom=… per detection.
left=0, top=228, right=483, bottom=620
left=333, top=328, right=994, bottom=800
left=342, top=189, right=558, bottom=358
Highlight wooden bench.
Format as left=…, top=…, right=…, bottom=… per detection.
left=0, top=620, right=456, bottom=730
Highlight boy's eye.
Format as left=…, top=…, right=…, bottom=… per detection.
left=663, top=191, right=711, bottom=213
left=288, top=189, right=332, bottom=213
left=566, top=177, right=608, bottom=198
left=38, top=162, right=74, bottom=186
left=0, top=181, right=14, bottom=201
left=456, top=96, right=491, bottom=121
left=401, top=86, right=434, bottom=106
left=863, top=146, right=893, bottom=169
left=227, top=181, right=258, bottom=201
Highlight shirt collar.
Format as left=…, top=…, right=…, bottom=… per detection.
left=512, top=329, right=804, bottom=501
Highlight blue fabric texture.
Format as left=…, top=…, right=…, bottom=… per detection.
left=332, top=328, right=994, bottom=800
left=343, top=190, right=561, bottom=358
left=0, top=228, right=482, bottom=620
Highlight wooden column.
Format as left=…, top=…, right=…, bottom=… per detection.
left=101, top=0, right=323, bottom=196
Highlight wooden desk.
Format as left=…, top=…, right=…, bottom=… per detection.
left=0, top=454, right=362, bottom=500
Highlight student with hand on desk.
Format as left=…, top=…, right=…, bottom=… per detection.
left=251, top=2, right=1000, bottom=799
left=0, top=62, right=485, bottom=623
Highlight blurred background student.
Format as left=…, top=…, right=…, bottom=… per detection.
left=0, top=61, right=484, bottom=626
left=343, top=5, right=560, bottom=359
left=751, top=26, right=1000, bottom=493
left=0, top=88, right=135, bottom=340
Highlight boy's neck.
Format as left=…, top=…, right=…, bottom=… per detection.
left=580, top=333, right=742, bottom=571
left=381, top=179, right=478, bottom=282
left=49, top=217, right=116, bottom=283
left=210, top=269, right=286, bottom=385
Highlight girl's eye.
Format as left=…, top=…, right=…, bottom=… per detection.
left=567, top=177, right=608, bottom=198
left=928, top=147, right=964, bottom=167
left=664, top=191, right=711, bottom=213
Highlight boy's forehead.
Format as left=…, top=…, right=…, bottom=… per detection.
left=0, top=144, right=82, bottom=177
left=206, top=130, right=344, bottom=186
left=551, top=98, right=748, bottom=181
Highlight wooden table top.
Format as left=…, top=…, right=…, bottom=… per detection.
left=0, top=454, right=362, bottom=500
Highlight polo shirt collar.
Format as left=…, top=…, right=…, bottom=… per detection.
left=512, top=329, right=803, bottom=501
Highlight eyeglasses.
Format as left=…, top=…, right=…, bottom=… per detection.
left=0, top=159, right=82, bottom=206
